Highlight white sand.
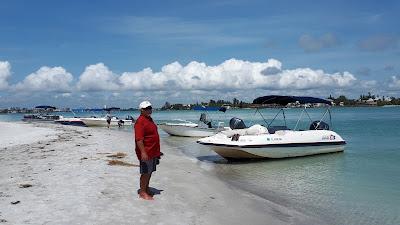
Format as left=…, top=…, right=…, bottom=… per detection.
left=0, top=122, right=326, bottom=225
left=0, top=122, right=58, bottom=148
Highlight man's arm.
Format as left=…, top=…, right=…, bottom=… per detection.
left=136, top=140, right=149, bottom=161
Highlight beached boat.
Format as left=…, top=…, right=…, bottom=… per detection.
left=54, top=117, right=86, bottom=126
left=80, top=116, right=134, bottom=127
left=158, top=120, right=226, bottom=137
left=159, top=108, right=228, bottom=137
left=197, top=95, right=346, bottom=159
left=78, top=107, right=135, bottom=127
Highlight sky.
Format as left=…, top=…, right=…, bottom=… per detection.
left=0, top=0, right=399, bottom=108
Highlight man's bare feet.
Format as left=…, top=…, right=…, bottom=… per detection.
left=139, top=191, right=154, bottom=200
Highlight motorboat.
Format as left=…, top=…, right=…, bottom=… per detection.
left=197, top=95, right=346, bottom=159
left=79, top=107, right=135, bottom=127
left=159, top=107, right=228, bottom=137
left=22, top=114, right=63, bottom=122
left=159, top=119, right=226, bottom=137
left=80, top=116, right=134, bottom=127
left=22, top=106, right=63, bottom=122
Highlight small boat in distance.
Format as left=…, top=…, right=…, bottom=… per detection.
left=197, top=95, right=346, bottom=160
left=79, top=107, right=135, bottom=127
left=22, top=106, right=63, bottom=122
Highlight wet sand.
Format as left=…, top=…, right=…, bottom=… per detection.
left=0, top=122, right=325, bottom=225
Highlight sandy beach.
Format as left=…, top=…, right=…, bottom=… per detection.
left=0, top=121, right=325, bottom=225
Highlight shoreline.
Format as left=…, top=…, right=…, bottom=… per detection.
left=0, top=122, right=325, bottom=224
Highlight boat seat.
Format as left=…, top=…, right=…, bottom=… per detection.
left=309, top=121, right=329, bottom=130
left=268, top=126, right=290, bottom=134
left=221, top=124, right=269, bottom=137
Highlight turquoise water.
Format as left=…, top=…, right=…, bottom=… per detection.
left=2, top=107, right=400, bottom=224
left=159, top=107, right=400, bottom=225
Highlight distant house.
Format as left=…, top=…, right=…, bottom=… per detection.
left=365, top=98, right=377, bottom=106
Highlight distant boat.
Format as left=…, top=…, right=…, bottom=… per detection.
left=22, top=114, right=63, bottom=122
left=79, top=107, right=135, bottom=127
left=80, top=116, right=134, bottom=127
left=22, top=105, right=62, bottom=122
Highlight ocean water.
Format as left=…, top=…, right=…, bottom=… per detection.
left=157, top=107, right=400, bottom=225
left=2, top=107, right=399, bottom=224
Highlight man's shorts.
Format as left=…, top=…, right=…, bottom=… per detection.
left=140, top=158, right=159, bottom=174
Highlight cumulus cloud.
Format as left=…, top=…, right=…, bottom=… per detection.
left=118, top=58, right=355, bottom=91
left=1, top=59, right=363, bottom=107
left=14, top=66, right=73, bottom=92
left=358, top=35, right=399, bottom=52
left=77, top=63, right=120, bottom=91
left=0, top=61, right=11, bottom=90
left=299, top=33, right=339, bottom=52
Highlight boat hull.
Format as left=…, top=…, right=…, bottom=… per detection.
left=80, top=118, right=133, bottom=127
left=197, top=129, right=346, bottom=159
left=54, top=118, right=87, bottom=126
left=206, top=142, right=345, bottom=159
left=159, top=124, right=216, bottom=137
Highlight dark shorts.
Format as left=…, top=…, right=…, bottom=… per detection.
left=140, top=158, right=159, bottom=174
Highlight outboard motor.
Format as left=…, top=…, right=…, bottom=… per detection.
left=199, top=113, right=212, bottom=128
left=229, top=117, right=247, bottom=129
left=309, top=121, right=329, bottom=130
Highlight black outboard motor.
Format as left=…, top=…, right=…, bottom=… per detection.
left=199, top=113, right=212, bottom=128
left=229, top=117, right=247, bottom=129
left=309, top=121, right=329, bottom=130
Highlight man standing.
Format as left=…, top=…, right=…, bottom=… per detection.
left=134, top=101, right=161, bottom=200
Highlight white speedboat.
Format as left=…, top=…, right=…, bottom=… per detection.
left=159, top=120, right=226, bottom=137
left=80, top=116, right=134, bottom=127
left=197, top=95, right=346, bottom=159
left=159, top=110, right=228, bottom=137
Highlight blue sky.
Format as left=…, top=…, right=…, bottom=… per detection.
left=0, top=0, right=399, bottom=107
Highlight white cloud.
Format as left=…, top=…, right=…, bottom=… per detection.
left=14, top=66, right=73, bottom=92
left=77, top=63, right=120, bottom=91
left=0, top=61, right=11, bottom=90
left=118, top=58, right=355, bottom=91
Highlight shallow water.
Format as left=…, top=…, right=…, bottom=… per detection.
left=2, top=107, right=400, bottom=224
left=158, top=107, right=400, bottom=225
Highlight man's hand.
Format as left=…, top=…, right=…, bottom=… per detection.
left=141, top=151, right=149, bottom=161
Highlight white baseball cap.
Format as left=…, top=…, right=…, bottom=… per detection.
left=139, top=101, right=152, bottom=109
